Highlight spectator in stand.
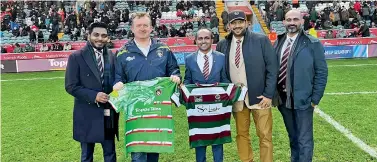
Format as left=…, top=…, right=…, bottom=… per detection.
left=210, top=13, right=219, bottom=29
left=349, top=5, right=358, bottom=21
left=362, top=3, right=371, bottom=21
left=13, top=43, right=24, bottom=53
left=64, top=42, right=72, bottom=51
left=341, top=6, right=350, bottom=26
left=29, top=29, right=36, bottom=43
left=221, top=10, right=228, bottom=31
left=198, top=17, right=207, bottom=28
left=64, top=25, right=71, bottom=35
left=304, top=14, right=310, bottom=30
left=308, top=24, right=318, bottom=38
left=276, top=6, right=285, bottom=21
left=20, top=27, right=28, bottom=37
left=371, top=22, right=376, bottom=28
left=325, top=30, right=335, bottom=39
left=169, top=24, right=178, bottom=37
left=336, top=28, right=347, bottom=38
left=40, top=42, right=49, bottom=52
left=1, top=46, right=7, bottom=54
left=354, top=1, right=362, bottom=14
left=176, top=9, right=183, bottom=18
left=358, top=21, right=371, bottom=37
left=52, top=42, right=63, bottom=51
left=178, top=27, right=186, bottom=37
left=127, top=30, right=134, bottom=39
left=24, top=43, right=35, bottom=52
left=12, top=26, right=20, bottom=37
left=309, top=9, right=318, bottom=23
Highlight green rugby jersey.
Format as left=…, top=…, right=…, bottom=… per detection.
left=109, top=77, right=178, bottom=154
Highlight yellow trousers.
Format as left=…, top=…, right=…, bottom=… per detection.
left=233, top=107, right=273, bottom=162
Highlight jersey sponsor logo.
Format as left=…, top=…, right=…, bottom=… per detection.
left=195, top=103, right=222, bottom=114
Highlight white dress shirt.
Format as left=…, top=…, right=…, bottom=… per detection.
left=197, top=50, right=213, bottom=74
left=280, top=33, right=299, bottom=63
left=134, top=39, right=152, bottom=57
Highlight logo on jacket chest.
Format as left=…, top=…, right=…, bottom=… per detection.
left=126, top=56, right=135, bottom=61
left=156, top=50, right=164, bottom=57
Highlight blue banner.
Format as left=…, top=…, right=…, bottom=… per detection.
left=324, top=45, right=354, bottom=59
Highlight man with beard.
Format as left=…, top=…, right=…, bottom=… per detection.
left=272, top=10, right=328, bottom=162
left=112, top=12, right=181, bottom=162
left=65, top=22, right=119, bottom=162
left=183, top=28, right=230, bottom=162
left=216, top=10, right=278, bottom=162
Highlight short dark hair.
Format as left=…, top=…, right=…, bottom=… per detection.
left=195, top=28, right=214, bottom=40
left=87, top=22, right=108, bottom=34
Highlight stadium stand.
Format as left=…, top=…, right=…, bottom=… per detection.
left=0, top=0, right=221, bottom=53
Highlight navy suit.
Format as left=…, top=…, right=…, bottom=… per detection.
left=184, top=50, right=230, bottom=84
left=273, top=31, right=328, bottom=162
left=183, top=50, right=229, bottom=162
left=65, top=43, right=118, bottom=162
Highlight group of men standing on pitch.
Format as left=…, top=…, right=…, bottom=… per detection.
left=65, top=9, right=328, bottom=162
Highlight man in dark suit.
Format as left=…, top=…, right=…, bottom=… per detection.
left=183, top=28, right=230, bottom=162
left=273, top=10, right=328, bottom=162
left=216, top=11, right=278, bottom=162
left=184, top=28, right=230, bottom=85
left=65, top=22, right=119, bottom=162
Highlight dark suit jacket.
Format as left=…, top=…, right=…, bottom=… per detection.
left=184, top=50, right=230, bottom=84
left=273, top=31, right=328, bottom=109
left=216, top=31, right=278, bottom=105
left=65, top=43, right=118, bottom=143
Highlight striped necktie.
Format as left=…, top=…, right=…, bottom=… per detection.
left=278, top=38, right=293, bottom=90
left=235, top=40, right=241, bottom=68
left=94, top=49, right=104, bottom=85
left=203, top=55, right=209, bottom=80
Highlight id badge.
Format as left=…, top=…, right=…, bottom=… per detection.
left=104, top=109, right=110, bottom=116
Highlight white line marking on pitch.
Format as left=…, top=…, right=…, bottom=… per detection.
left=315, top=108, right=377, bottom=158
left=325, top=92, right=377, bottom=95
left=0, top=77, right=64, bottom=82
left=328, top=64, right=377, bottom=67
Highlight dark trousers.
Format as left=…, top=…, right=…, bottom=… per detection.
left=131, top=152, right=159, bottom=162
left=195, top=144, right=224, bottom=162
left=80, top=140, right=116, bottom=162
left=278, top=104, right=314, bottom=162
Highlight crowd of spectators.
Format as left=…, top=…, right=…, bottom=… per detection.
left=0, top=1, right=222, bottom=53
left=263, top=0, right=377, bottom=38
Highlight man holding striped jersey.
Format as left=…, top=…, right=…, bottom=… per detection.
left=183, top=28, right=232, bottom=162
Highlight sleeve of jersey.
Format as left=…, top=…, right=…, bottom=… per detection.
left=170, top=86, right=189, bottom=108
left=171, top=86, right=182, bottom=107
left=230, top=86, right=248, bottom=104
left=108, top=89, right=125, bottom=113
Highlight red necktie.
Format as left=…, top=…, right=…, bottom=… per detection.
left=203, top=55, right=209, bottom=80
left=278, top=38, right=293, bottom=89
left=235, top=40, right=241, bottom=68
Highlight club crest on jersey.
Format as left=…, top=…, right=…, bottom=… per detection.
left=126, top=56, right=135, bottom=61
left=215, top=94, right=221, bottom=100
left=156, top=89, right=162, bottom=96
left=194, top=96, right=203, bottom=102
left=156, top=50, right=164, bottom=57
